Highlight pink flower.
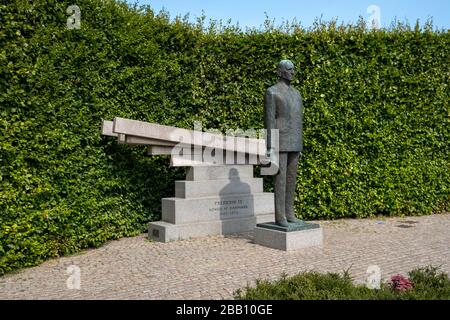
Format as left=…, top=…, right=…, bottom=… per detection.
left=390, top=274, right=413, bottom=292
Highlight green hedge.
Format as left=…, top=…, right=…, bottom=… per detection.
left=1, top=0, right=449, bottom=274
left=234, top=266, right=450, bottom=300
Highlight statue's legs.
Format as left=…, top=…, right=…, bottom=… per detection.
left=285, top=152, right=302, bottom=223
left=274, top=152, right=288, bottom=226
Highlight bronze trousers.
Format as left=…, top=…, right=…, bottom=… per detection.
left=274, top=152, right=300, bottom=223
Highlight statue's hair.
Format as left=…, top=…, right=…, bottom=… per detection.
left=277, top=60, right=295, bottom=76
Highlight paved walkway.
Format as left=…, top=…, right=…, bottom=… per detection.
left=0, top=213, right=449, bottom=300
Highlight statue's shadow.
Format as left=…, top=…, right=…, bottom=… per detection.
left=219, top=168, right=255, bottom=242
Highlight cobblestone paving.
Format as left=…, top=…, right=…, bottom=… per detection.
left=1, top=213, right=449, bottom=300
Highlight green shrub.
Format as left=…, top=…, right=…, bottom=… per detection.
left=0, top=0, right=449, bottom=274
left=405, top=266, right=450, bottom=300
left=234, top=266, right=450, bottom=300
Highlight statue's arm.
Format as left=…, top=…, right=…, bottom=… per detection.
left=297, top=89, right=303, bottom=112
left=264, top=89, right=276, bottom=151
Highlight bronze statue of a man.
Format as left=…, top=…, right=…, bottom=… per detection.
left=264, top=60, right=303, bottom=227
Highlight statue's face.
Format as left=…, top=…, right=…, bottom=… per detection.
left=279, top=62, right=295, bottom=81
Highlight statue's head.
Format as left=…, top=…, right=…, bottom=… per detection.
left=277, top=60, right=295, bottom=81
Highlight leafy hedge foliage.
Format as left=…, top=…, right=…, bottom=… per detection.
left=234, top=266, right=450, bottom=300
left=1, top=0, right=449, bottom=274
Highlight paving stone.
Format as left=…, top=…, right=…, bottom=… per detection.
left=0, top=213, right=448, bottom=300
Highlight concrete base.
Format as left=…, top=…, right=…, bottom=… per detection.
left=148, top=165, right=275, bottom=243
left=254, top=222, right=323, bottom=251
left=149, top=213, right=273, bottom=242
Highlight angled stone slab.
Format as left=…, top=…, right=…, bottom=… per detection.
left=101, top=120, right=118, bottom=137
left=118, top=133, right=126, bottom=144
left=124, top=136, right=176, bottom=146
left=147, top=145, right=205, bottom=156
left=102, top=120, right=176, bottom=146
left=170, top=152, right=269, bottom=167
left=112, top=117, right=266, bottom=155
left=147, top=146, right=174, bottom=155
left=170, top=157, right=216, bottom=167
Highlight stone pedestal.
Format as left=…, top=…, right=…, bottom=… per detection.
left=254, top=222, right=323, bottom=251
left=149, top=165, right=273, bottom=242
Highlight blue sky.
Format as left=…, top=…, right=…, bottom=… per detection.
left=127, top=0, right=449, bottom=30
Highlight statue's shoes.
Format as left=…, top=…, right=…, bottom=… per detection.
left=286, top=216, right=303, bottom=224
left=275, top=218, right=289, bottom=227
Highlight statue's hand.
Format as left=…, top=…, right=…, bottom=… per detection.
left=261, top=148, right=279, bottom=175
